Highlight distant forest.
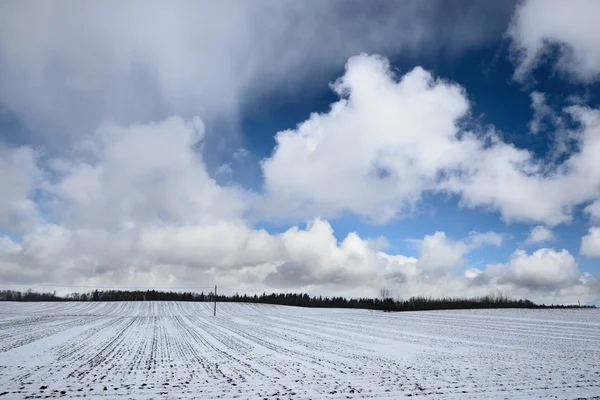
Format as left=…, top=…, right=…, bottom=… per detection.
left=0, top=289, right=595, bottom=311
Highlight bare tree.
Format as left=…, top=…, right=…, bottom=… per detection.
left=379, top=287, right=390, bottom=299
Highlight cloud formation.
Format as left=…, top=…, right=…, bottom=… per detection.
left=49, top=117, right=245, bottom=229
left=0, top=1, right=514, bottom=151
left=501, top=248, right=578, bottom=289
left=0, top=111, right=596, bottom=303
left=508, top=0, right=600, bottom=82
left=526, top=226, right=555, bottom=245
left=1, top=54, right=600, bottom=303
left=581, top=228, right=600, bottom=258
left=262, top=54, right=600, bottom=226
left=417, top=232, right=468, bottom=273
left=2, top=211, right=596, bottom=304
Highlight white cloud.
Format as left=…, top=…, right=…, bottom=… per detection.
left=262, top=55, right=471, bottom=223
left=49, top=116, right=245, bottom=230
left=387, top=245, right=596, bottom=304
left=0, top=116, right=253, bottom=287
left=0, top=1, right=512, bottom=150
left=528, top=91, right=565, bottom=135
left=527, top=91, right=576, bottom=162
left=467, top=231, right=504, bottom=248
left=508, top=0, right=600, bottom=83
left=580, top=227, right=600, bottom=258
left=0, top=133, right=596, bottom=302
left=262, top=54, right=600, bottom=226
left=584, top=201, right=600, bottom=223
left=2, top=214, right=596, bottom=303
left=0, top=140, right=592, bottom=300
left=410, top=230, right=502, bottom=274
left=503, top=248, right=578, bottom=288
left=474, top=248, right=592, bottom=305
left=0, top=145, right=40, bottom=234
left=139, top=221, right=283, bottom=272
left=265, top=219, right=382, bottom=288
left=529, top=91, right=549, bottom=134
left=526, top=226, right=555, bottom=245
left=215, top=163, right=233, bottom=177
left=0, top=115, right=398, bottom=293
left=417, top=232, right=468, bottom=273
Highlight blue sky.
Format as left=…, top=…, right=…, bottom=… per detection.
left=0, top=1, right=599, bottom=303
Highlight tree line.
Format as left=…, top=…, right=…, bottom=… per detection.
left=0, top=289, right=594, bottom=311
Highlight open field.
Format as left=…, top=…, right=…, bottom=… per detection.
left=0, top=302, right=599, bottom=399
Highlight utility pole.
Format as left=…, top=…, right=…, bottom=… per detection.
left=213, top=285, right=217, bottom=316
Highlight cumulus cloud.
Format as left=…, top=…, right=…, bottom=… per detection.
left=471, top=248, right=594, bottom=303
left=0, top=116, right=249, bottom=286
left=411, top=230, right=503, bottom=274
left=262, top=54, right=600, bottom=226
left=526, top=226, right=555, bottom=245
left=262, top=55, right=470, bottom=222
left=508, top=0, right=600, bottom=83
left=416, top=232, right=469, bottom=273
left=580, top=227, right=600, bottom=258
left=2, top=213, right=596, bottom=303
left=49, top=117, right=245, bottom=229
left=264, top=219, right=382, bottom=289
left=380, top=245, right=597, bottom=304
left=0, top=114, right=594, bottom=302
left=503, top=248, right=578, bottom=289
left=1, top=116, right=396, bottom=293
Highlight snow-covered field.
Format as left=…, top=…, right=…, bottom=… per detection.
left=0, top=302, right=599, bottom=399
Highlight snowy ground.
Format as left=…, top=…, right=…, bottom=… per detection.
left=0, top=302, right=599, bottom=399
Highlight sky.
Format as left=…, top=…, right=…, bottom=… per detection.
left=1, top=0, right=600, bottom=304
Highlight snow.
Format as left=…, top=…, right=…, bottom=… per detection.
left=0, top=302, right=599, bottom=399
